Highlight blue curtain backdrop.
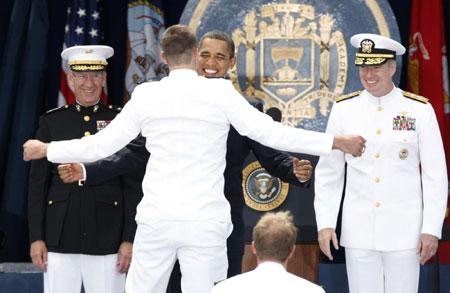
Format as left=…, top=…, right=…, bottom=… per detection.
left=0, top=0, right=448, bottom=262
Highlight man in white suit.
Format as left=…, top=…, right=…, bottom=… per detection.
left=314, top=33, right=448, bottom=293
left=211, top=211, right=325, bottom=293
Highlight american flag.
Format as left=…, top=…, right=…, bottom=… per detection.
left=58, top=0, right=107, bottom=106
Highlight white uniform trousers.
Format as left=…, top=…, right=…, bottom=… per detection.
left=126, top=219, right=231, bottom=293
left=44, top=252, right=125, bottom=293
left=345, top=248, right=420, bottom=293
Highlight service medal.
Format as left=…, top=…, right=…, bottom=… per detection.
left=96, top=120, right=111, bottom=132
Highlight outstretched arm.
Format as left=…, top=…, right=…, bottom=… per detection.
left=248, top=137, right=312, bottom=186
left=225, top=85, right=365, bottom=157
left=57, top=137, right=149, bottom=185
left=24, top=97, right=142, bottom=163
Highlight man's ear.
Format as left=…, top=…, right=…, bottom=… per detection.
left=251, top=241, right=257, bottom=255
left=67, top=71, right=75, bottom=87
left=287, top=245, right=296, bottom=260
left=229, top=56, right=237, bottom=69
left=161, top=51, right=168, bottom=65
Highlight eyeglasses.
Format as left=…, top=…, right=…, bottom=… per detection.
left=72, top=72, right=104, bottom=83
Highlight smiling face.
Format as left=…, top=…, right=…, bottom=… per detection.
left=198, top=38, right=236, bottom=78
left=68, top=71, right=107, bottom=106
left=359, top=60, right=396, bottom=97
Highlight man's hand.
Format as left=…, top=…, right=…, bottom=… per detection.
left=30, top=240, right=48, bottom=272
left=417, top=233, right=438, bottom=265
left=117, top=241, right=133, bottom=274
left=23, top=140, right=49, bottom=161
left=332, top=135, right=366, bottom=157
left=58, top=164, right=84, bottom=183
left=318, top=228, right=339, bottom=261
left=293, top=158, right=312, bottom=181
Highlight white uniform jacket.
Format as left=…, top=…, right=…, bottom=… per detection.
left=211, top=261, right=325, bottom=293
left=315, top=86, right=448, bottom=251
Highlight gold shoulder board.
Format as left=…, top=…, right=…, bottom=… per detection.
left=44, top=104, right=71, bottom=116
left=402, top=91, right=429, bottom=104
left=336, top=91, right=362, bottom=103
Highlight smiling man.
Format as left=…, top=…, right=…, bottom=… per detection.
left=27, top=45, right=143, bottom=293
left=314, top=34, right=448, bottom=293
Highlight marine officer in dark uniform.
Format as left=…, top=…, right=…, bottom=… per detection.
left=27, top=45, right=144, bottom=293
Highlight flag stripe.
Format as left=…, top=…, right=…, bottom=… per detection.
left=408, top=0, right=450, bottom=263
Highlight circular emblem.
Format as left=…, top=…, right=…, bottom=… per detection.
left=181, top=0, right=401, bottom=132
left=399, top=148, right=408, bottom=159
left=242, top=161, right=289, bottom=211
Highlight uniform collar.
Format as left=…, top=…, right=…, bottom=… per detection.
left=364, top=83, right=398, bottom=105
left=255, top=261, right=287, bottom=273
left=74, top=99, right=103, bottom=113
left=168, top=69, right=198, bottom=78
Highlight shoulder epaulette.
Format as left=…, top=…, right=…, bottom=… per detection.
left=402, top=91, right=428, bottom=104
left=43, top=104, right=71, bottom=116
left=137, top=78, right=158, bottom=85
left=336, top=91, right=362, bottom=103
left=106, top=104, right=122, bottom=112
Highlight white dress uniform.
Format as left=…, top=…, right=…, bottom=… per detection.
left=46, top=69, right=334, bottom=293
left=211, top=261, right=325, bottom=293
left=315, top=87, right=448, bottom=292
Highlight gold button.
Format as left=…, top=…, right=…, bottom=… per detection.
left=375, top=178, right=380, bottom=183
left=376, top=202, right=380, bottom=207
left=84, top=115, right=90, bottom=122
left=403, top=138, right=407, bottom=142
left=114, top=201, right=118, bottom=206
left=84, top=131, right=91, bottom=136
left=376, top=130, right=381, bottom=135
left=48, top=200, right=53, bottom=205
left=64, top=105, right=69, bottom=108
left=109, top=105, right=113, bottom=109
left=377, top=106, right=382, bottom=111
left=375, top=153, right=380, bottom=158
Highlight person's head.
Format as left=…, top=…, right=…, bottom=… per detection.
left=252, top=210, right=297, bottom=264
left=198, top=30, right=237, bottom=78
left=61, top=45, right=113, bottom=106
left=350, top=33, right=405, bottom=97
left=161, top=24, right=198, bottom=68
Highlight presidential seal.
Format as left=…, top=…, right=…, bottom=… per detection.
left=242, top=161, right=289, bottom=211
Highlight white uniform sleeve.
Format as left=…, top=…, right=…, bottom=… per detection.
left=47, top=99, right=141, bottom=164
left=418, top=103, right=448, bottom=238
left=223, top=84, right=334, bottom=156
left=314, top=103, right=347, bottom=231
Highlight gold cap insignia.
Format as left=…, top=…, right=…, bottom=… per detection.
left=361, top=39, right=374, bottom=53
left=85, top=49, right=93, bottom=54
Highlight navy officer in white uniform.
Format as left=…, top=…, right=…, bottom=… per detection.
left=314, top=33, right=448, bottom=293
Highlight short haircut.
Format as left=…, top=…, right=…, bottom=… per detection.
left=161, top=24, right=197, bottom=65
left=253, top=210, right=297, bottom=262
left=199, top=30, right=235, bottom=59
